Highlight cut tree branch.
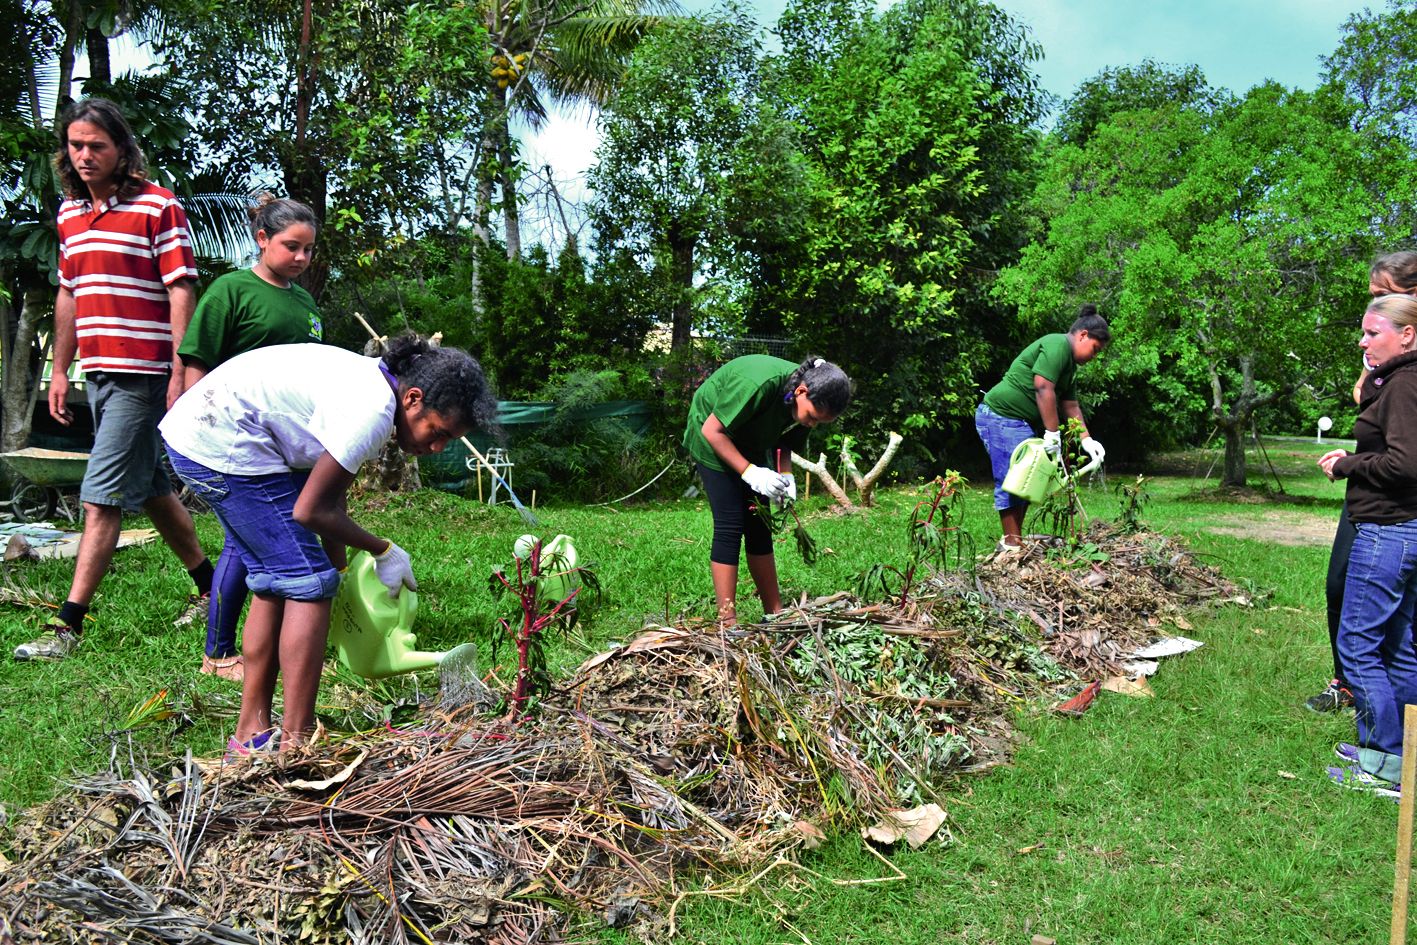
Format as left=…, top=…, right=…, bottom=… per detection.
left=791, top=452, right=855, bottom=510
left=840, top=433, right=904, bottom=507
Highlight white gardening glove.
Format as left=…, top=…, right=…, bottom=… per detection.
left=742, top=464, right=789, bottom=500
left=373, top=541, right=418, bottom=598
left=1081, top=436, right=1106, bottom=466
left=773, top=474, right=798, bottom=509
left=1042, top=429, right=1062, bottom=455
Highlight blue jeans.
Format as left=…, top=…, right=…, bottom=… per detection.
left=165, top=447, right=339, bottom=602
left=1338, top=519, right=1417, bottom=783
left=207, top=534, right=250, bottom=658
left=975, top=403, right=1035, bottom=511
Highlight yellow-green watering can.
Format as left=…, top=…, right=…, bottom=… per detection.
left=513, top=533, right=581, bottom=604
left=327, top=550, right=470, bottom=678
left=1001, top=438, right=1063, bottom=504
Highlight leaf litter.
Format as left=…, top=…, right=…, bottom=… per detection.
left=0, top=523, right=1238, bottom=943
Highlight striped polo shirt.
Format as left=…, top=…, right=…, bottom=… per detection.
left=57, top=181, right=199, bottom=375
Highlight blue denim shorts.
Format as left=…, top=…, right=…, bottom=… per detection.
left=975, top=402, right=1036, bottom=511
left=81, top=372, right=174, bottom=512
left=165, top=446, right=340, bottom=601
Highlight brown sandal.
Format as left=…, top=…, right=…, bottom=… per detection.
left=200, top=653, right=244, bottom=683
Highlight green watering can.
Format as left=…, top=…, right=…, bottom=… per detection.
left=327, top=550, right=470, bottom=678
left=1002, top=438, right=1103, bottom=504
left=512, top=533, right=580, bottom=605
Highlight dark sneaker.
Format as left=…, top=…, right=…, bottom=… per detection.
left=1305, top=680, right=1354, bottom=713
left=1327, top=763, right=1400, bottom=800
left=173, top=587, right=209, bottom=628
left=14, top=619, right=80, bottom=661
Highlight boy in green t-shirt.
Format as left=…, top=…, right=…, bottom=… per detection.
left=975, top=305, right=1110, bottom=553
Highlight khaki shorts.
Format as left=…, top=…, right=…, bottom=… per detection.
left=80, top=372, right=174, bottom=512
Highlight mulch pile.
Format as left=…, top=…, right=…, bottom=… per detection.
left=0, top=523, right=1242, bottom=944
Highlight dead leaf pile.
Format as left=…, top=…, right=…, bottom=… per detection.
left=0, top=524, right=1234, bottom=943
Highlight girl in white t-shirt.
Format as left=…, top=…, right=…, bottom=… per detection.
left=161, top=335, right=497, bottom=752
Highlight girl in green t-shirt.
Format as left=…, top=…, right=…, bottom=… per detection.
left=683, top=355, right=852, bottom=627
left=174, top=195, right=323, bottom=682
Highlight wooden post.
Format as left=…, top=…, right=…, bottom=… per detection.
left=1393, top=703, right=1417, bottom=945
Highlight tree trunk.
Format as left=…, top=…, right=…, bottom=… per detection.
left=498, top=124, right=521, bottom=260
left=790, top=452, right=855, bottom=509
left=1219, top=419, right=1246, bottom=487
left=668, top=232, right=695, bottom=350
left=56, top=0, right=83, bottom=112
left=85, top=26, right=110, bottom=84
left=1, top=289, right=49, bottom=453
left=468, top=102, right=498, bottom=317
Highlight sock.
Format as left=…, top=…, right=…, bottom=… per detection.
left=188, top=559, right=215, bottom=596
left=57, top=600, right=89, bottom=633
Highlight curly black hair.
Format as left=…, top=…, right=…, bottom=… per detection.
left=783, top=356, right=853, bottom=417
left=382, top=334, right=499, bottom=434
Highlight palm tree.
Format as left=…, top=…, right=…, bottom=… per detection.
left=477, top=0, right=675, bottom=259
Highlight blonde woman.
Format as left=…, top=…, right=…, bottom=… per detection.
left=1308, top=253, right=1417, bottom=713
left=1320, top=293, right=1417, bottom=797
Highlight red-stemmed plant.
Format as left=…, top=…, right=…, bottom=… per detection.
left=487, top=539, right=598, bottom=715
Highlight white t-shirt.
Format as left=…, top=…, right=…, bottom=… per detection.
left=160, top=344, right=397, bottom=475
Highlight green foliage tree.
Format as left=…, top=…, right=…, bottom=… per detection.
left=474, top=0, right=668, bottom=262
left=587, top=6, right=803, bottom=350
left=999, top=84, right=1396, bottom=485
left=764, top=0, right=1047, bottom=458
left=154, top=0, right=492, bottom=299
left=1054, top=59, right=1219, bottom=146
left=1322, top=0, right=1417, bottom=144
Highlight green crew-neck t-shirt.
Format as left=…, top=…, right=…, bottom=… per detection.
left=178, top=268, right=323, bottom=369
left=683, top=355, right=810, bottom=472
left=982, top=333, right=1078, bottom=427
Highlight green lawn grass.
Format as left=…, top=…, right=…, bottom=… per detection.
left=0, top=438, right=1400, bottom=943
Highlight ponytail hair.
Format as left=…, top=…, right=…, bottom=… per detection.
left=249, top=193, right=320, bottom=240
left=1372, top=252, right=1417, bottom=293
left=1069, top=302, right=1111, bottom=343
left=783, top=356, right=852, bottom=417
left=382, top=333, right=499, bottom=433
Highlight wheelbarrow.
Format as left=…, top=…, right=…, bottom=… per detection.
left=0, top=447, right=89, bottom=523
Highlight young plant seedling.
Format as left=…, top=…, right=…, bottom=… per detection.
left=487, top=539, right=600, bottom=715
left=855, top=470, right=974, bottom=604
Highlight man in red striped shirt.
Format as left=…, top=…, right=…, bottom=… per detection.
left=14, top=98, right=214, bottom=662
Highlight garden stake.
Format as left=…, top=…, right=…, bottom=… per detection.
left=1393, top=702, right=1417, bottom=945
left=461, top=435, right=540, bottom=527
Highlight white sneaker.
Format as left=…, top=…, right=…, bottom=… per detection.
left=995, top=539, right=1023, bottom=555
